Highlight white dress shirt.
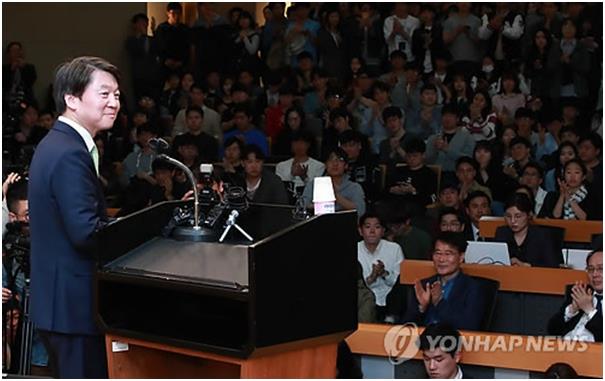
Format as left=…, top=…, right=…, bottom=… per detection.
left=358, top=239, right=404, bottom=306
left=275, top=157, right=325, bottom=188
left=563, top=293, right=602, bottom=342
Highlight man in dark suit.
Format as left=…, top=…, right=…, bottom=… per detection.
left=238, top=144, right=289, bottom=205
left=401, top=232, right=487, bottom=330
left=548, top=250, right=602, bottom=342
left=28, top=56, right=121, bottom=378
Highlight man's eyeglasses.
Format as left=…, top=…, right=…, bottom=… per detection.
left=586, top=266, right=603, bottom=274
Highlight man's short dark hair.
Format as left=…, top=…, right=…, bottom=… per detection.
left=291, top=130, right=314, bottom=145
left=418, top=323, right=461, bottom=358
left=441, top=103, right=459, bottom=116
left=522, top=162, right=544, bottom=179
left=558, top=125, right=579, bottom=140
left=434, top=231, right=468, bottom=253
left=152, top=158, right=175, bottom=173
left=578, top=132, right=603, bottom=152
left=372, top=81, right=391, bottom=94
left=505, top=193, right=534, bottom=215
left=233, top=103, right=252, bottom=118
left=389, top=50, right=407, bottom=61
left=403, top=138, right=426, bottom=154
left=358, top=211, right=386, bottom=228
left=223, top=136, right=245, bottom=151
left=131, top=13, right=148, bottom=24
left=6, top=179, right=28, bottom=214
left=137, top=122, right=159, bottom=136
left=382, top=106, right=403, bottom=121
left=329, top=107, right=350, bottom=122
left=514, top=107, right=535, bottom=120
left=186, top=105, right=204, bottom=118
left=586, top=250, right=602, bottom=266
left=510, top=136, right=532, bottom=149
left=455, top=156, right=478, bottom=172
left=325, top=146, right=348, bottom=162
left=438, top=207, right=464, bottom=224
left=338, top=130, right=363, bottom=145
left=167, top=2, right=182, bottom=12
left=421, top=83, right=438, bottom=94
left=243, top=144, right=265, bottom=161
left=297, top=51, right=313, bottom=62
left=464, top=190, right=491, bottom=208
left=53, top=56, right=121, bottom=114
left=190, top=82, right=208, bottom=94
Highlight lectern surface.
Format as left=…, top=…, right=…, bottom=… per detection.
left=106, top=237, right=250, bottom=289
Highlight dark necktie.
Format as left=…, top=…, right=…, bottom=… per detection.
left=596, top=294, right=602, bottom=314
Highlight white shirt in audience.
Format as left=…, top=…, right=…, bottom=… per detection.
left=563, top=293, right=602, bottom=342
left=275, top=157, right=325, bottom=188
left=358, top=239, right=404, bottom=306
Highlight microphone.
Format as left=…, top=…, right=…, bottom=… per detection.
left=148, top=137, right=171, bottom=154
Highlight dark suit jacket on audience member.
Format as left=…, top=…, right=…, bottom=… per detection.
left=547, top=284, right=603, bottom=342
left=401, top=271, right=487, bottom=331
left=494, top=225, right=563, bottom=268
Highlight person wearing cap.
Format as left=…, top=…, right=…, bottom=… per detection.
left=301, top=147, right=366, bottom=216
left=275, top=130, right=325, bottom=191
left=339, top=129, right=381, bottom=203
left=425, top=104, right=475, bottom=173
left=503, top=136, right=532, bottom=182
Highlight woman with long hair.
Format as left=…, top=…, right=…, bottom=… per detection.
left=461, top=90, right=499, bottom=141
left=272, top=106, right=310, bottom=157
left=524, top=28, right=552, bottom=99
left=491, top=71, right=526, bottom=126
left=552, top=158, right=599, bottom=220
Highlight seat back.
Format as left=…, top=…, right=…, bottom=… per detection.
left=471, top=275, right=500, bottom=331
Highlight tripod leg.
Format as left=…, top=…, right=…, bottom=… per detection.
left=219, top=224, right=233, bottom=242
left=234, top=224, right=254, bottom=241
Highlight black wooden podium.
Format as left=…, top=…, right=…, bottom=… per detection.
left=94, top=201, right=358, bottom=377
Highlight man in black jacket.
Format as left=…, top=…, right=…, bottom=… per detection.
left=548, top=250, right=602, bottom=342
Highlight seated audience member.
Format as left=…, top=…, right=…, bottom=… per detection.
left=302, top=148, right=366, bottom=216
left=357, top=212, right=405, bottom=322
left=455, top=156, right=492, bottom=203
left=425, top=104, right=475, bottom=173
left=464, top=190, right=492, bottom=241
left=119, top=122, right=158, bottom=189
left=473, top=139, right=512, bottom=206
left=438, top=207, right=466, bottom=234
left=237, top=144, right=288, bottom=205
left=322, top=107, right=370, bottom=161
left=272, top=106, right=308, bottom=158
left=548, top=250, right=602, bottom=342
left=172, top=105, right=219, bottom=163
left=378, top=106, right=414, bottom=166
left=275, top=131, right=325, bottom=192
left=578, top=132, right=603, bottom=214
left=426, top=181, right=462, bottom=223
left=172, top=83, right=222, bottom=141
left=518, top=162, right=557, bottom=217
left=385, top=204, right=433, bottom=261
left=502, top=136, right=532, bottom=183
left=401, top=232, right=487, bottom=330
left=219, top=137, right=245, bottom=187
left=173, top=135, right=201, bottom=174
left=419, top=323, right=465, bottom=379
left=223, top=104, right=269, bottom=156
left=405, top=84, right=443, bottom=141
left=340, top=130, right=381, bottom=203
left=544, top=141, right=578, bottom=193
left=386, top=138, right=437, bottom=208
left=552, top=159, right=600, bottom=220
left=461, top=90, right=498, bottom=141
left=494, top=193, right=562, bottom=268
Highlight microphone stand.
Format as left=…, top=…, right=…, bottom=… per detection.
left=157, top=154, right=201, bottom=230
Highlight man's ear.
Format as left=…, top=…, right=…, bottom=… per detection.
left=459, top=252, right=465, bottom=265
left=454, top=350, right=461, bottom=364
left=64, top=94, right=79, bottom=111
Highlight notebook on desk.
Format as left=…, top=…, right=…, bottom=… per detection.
left=465, top=241, right=511, bottom=266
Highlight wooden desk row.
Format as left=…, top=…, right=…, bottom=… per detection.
left=401, top=260, right=587, bottom=296
left=479, top=216, right=602, bottom=243
left=346, top=323, right=603, bottom=378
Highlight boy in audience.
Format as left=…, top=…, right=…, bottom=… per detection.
left=172, top=83, right=222, bottom=141
left=438, top=207, right=466, bottom=234
left=238, top=144, right=288, bottom=205
left=275, top=131, right=325, bottom=192
left=223, top=105, right=269, bottom=157
left=464, top=190, right=492, bottom=241
left=378, top=106, right=414, bottom=166
left=406, top=84, right=443, bottom=141
left=401, top=232, right=487, bottom=330
left=518, top=162, right=557, bottom=217
left=386, top=137, right=437, bottom=208
left=426, top=181, right=462, bottom=223
left=357, top=212, right=405, bottom=323
left=425, top=104, right=475, bottom=173
left=455, top=156, right=492, bottom=202
left=302, top=147, right=366, bottom=216
left=119, top=122, right=159, bottom=189
left=173, top=105, right=219, bottom=163
left=548, top=250, right=602, bottom=342
left=340, top=130, right=381, bottom=203
left=503, top=136, right=533, bottom=182
left=419, top=323, right=465, bottom=379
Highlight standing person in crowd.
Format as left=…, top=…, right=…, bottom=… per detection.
left=383, top=3, right=420, bottom=62
left=3, top=41, right=37, bottom=108
left=478, top=4, right=525, bottom=67
left=125, top=13, right=160, bottom=102
left=261, top=2, right=288, bottom=71
left=442, top=2, right=482, bottom=78
left=317, top=7, right=348, bottom=83
left=190, top=3, right=230, bottom=79
left=491, top=72, right=527, bottom=127
left=524, top=28, right=553, bottom=99
left=28, top=56, right=120, bottom=378
left=552, top=158, right=599, bottom=220
left=233, top=11, right=262, bottom=75
left=548, top=250, right=602, bottom=343
left=285, top=3, right=320, bottom=67
left=347, top=3, right=385, bottom=76
left=357, top=212, right=404, bottom=323
left=412, top=5, right=446, bottom=77
left=154, top=2, right=189, bottom=80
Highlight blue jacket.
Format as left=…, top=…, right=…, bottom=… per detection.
left=28, top=120, right=108, bottom=335
left=401, top=271, right=487, bottom=330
